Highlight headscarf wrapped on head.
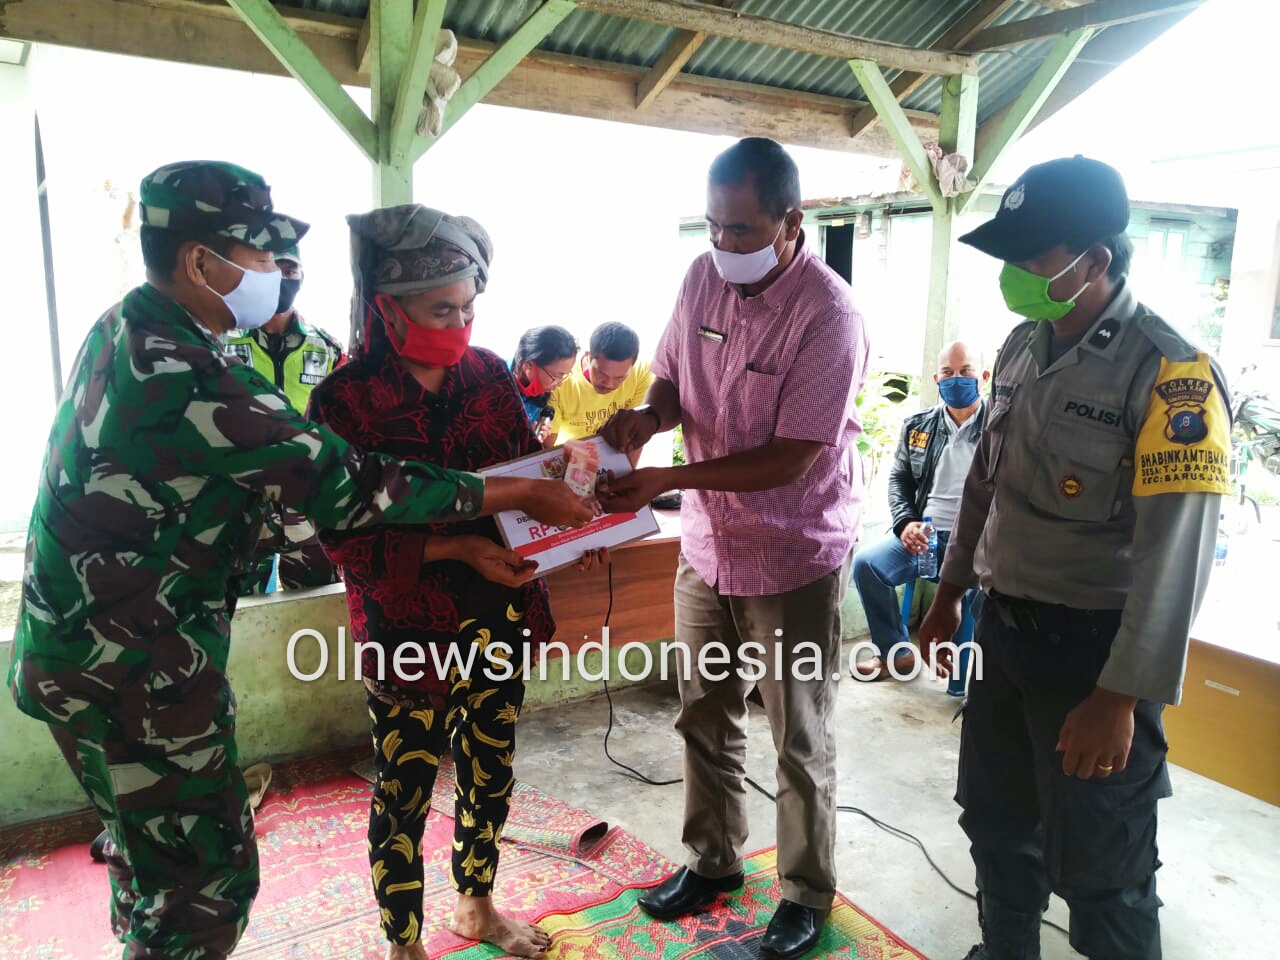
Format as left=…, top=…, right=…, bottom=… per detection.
left=347, top=204, right=493, bottom=356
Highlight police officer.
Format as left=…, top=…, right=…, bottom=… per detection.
left=223, top=244, right=343, bottom=413
left=224, top=244, right=344, bottom=593
left=7, top=161, right=590, bottom=959
left=920, top=156, right=1231, bottom=960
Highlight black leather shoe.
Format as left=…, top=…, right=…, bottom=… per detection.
left=89, top=829, right=111, bottom=864
left=637, top=867, right=745, bottom=919
left=759, top=899, right=827, bottom=960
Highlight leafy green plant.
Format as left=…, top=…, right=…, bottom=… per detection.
left=672, top=423, right=685, bottom=466
left=857, top=372, right=912, bottom=485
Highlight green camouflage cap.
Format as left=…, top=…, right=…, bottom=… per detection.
left=138, top=160, right=309, bottom=253
left=275, top=244, right=302, bottom=267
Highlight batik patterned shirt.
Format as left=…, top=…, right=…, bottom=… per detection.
left=308, top=346, right=554, bottom=700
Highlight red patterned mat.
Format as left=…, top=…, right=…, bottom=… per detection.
left=2, top=751, right=927, bottom=959
left=351, top=754, right=611, bottom=860
left=0, top=748, right=674, bottom=959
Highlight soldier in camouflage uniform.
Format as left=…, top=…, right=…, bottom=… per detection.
left=224, top=243, right=345, bottom=594
left=7, top=161, right=590, bottom=960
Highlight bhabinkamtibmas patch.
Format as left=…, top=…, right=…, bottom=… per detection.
left=1133, top=353, right=1231, bottom=496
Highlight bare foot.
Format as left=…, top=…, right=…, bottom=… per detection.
left=386, top=943, right=428, bottom=960
left=449, top=895, right=551, bottom=958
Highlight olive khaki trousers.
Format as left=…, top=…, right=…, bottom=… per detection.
left=672, top=552, right=849, bottom=911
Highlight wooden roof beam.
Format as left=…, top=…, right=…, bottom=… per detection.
left=966, top=0, right=1205, bottom=51
left=575, top=0, right=977, bottom=76
left=848, top=0, right=1015, bottom=141
left=849, top=59, right=945, bottom=210
left=387, top=0, right=448, bottom=165
left=224, top=0, right=377, bottom=159
left=635, top=0, right=736, bottom=110
left=0, top=0, right=939, bottom=158
left=1021, top=8, right=1196, bottom=135
left=958, top=28, right=1095, bottom=212
left=410, top=0, right=577, bottom=162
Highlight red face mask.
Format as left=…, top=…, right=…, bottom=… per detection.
left=376, top=294, right=471, bottom=368
left=518, top=365, right=546, bottom=398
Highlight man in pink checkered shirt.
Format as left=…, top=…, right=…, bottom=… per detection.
left=601, top=137, right=869, bottom=960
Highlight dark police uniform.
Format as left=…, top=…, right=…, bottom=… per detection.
left=941, top=158, right=1231, bottom=960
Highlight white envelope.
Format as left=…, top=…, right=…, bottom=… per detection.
left=477, top=436, right=660, bottom=576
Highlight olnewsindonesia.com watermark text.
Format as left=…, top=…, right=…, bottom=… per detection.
left=286, top=627, right=980, bottom=686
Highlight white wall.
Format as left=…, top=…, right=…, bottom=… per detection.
left=1221, top=166, right=1280, bottom=389
left=0, top=51, right=55, bottom=531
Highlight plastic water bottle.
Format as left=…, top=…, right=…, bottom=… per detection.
left=1214, top=512, right=1229, bottom=567
left=919, top=516, right=938, bottom=579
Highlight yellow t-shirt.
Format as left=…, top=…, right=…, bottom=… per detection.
left=550, top=359, right=655, bottom=442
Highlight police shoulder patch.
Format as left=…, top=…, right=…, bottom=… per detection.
left=1133, top=352, right=1231, bottom=497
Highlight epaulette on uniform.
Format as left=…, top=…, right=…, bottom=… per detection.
left=995, top=320, right=1037, bottom=373
left=315, top=328, right=345, bottom=355
left=1135, top=310, right=1198, bottom=363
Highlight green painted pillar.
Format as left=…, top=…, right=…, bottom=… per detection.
left=919, top=73, right=978, bottom=405
left=370, top=0, right=414, bottom=207
left=921, top=209, right=957, bottom=405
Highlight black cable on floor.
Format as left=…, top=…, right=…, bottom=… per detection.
left=592, top=556, right=1068, bottom=937
left=600, top=558, right=681, bottom=787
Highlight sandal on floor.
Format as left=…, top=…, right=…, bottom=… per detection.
left=243, top=763, right=273, bottom=811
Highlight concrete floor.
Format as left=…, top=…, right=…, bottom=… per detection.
left=513, top=654, right=1280, bottom=960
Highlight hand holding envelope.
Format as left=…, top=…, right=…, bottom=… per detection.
left=479, top=437, right=659, bottom=577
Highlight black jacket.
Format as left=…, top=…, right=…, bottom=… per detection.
left=887, top=402, right=986, bottom=537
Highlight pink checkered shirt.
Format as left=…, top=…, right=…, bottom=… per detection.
left=652, top=234, right=869, bottom=596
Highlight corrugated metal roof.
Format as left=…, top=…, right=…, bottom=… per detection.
left=276, top=1, right=1100, bottom=123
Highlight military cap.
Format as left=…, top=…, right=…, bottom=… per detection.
left=960, top=155, right=1129, bottom=263
left=275, top=244, right=302, bottom=267
left=139, top=160, right=309, bottom=253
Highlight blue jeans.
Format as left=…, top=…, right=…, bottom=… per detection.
left=852, top=529, right=965, bottom=660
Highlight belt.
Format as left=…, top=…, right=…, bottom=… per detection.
left=985, top=590, right=1122, bottom=643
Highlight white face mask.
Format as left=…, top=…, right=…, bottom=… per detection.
left=203, top=248, right=282, bottom=330
left=711, top=221, right=785, bottom=285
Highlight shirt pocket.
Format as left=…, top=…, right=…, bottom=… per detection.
left=739, top=368, right=784, bottom=447
left=982, top=399, right=1013, bottom=483
left=1028, top=422, right=1131, bottom=522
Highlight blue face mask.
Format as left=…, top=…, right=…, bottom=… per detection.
left=938, top=375, right=981, bottom=409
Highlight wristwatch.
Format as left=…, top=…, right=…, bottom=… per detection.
left=637, top=405, right=662, bottom=430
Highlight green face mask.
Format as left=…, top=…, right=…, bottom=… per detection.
left=999, top=250, right=1091, bottom=321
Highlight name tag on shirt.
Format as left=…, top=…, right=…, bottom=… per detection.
left=698, top=326, right=726, bottom=343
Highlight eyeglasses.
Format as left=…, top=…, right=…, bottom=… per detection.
left=534, top=364, right=571, bottom=389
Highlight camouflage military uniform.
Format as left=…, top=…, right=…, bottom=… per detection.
left=225, top=242, right=346, bottom=595
left=7, top=162, right=483, bottom=960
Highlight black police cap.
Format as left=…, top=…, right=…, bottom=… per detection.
left=959, top=156, right=1130, bottom=263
